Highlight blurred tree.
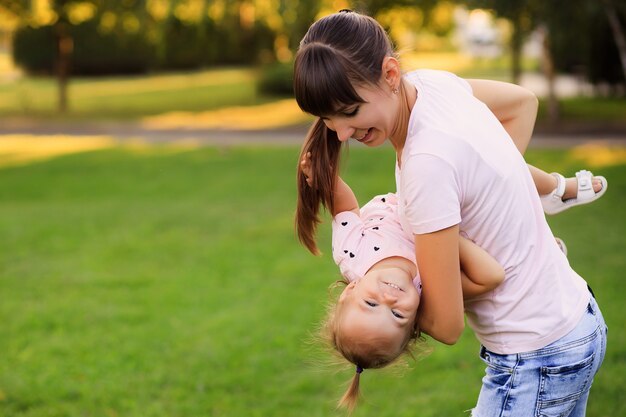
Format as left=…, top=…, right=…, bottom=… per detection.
left=6, top=0, right=157, bottom=112
left=2, top=0, right=80, bottom=112
left=548, top=0, right=625, bottom=90
left=464, top=0, right=535, bottom=84
left=465, top=0, right=625, bottom=122
left=601, top=0, right=626, bottom=81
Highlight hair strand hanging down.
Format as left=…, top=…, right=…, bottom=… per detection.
left=295, top=118, right=343, bottom=254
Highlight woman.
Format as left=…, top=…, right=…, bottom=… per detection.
left=294, top=10, right=607, bottom=416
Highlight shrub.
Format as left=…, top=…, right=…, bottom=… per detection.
left=160, top=17, right=205, bottom=70
left=257, top=61, right=294, bottom=96
left=12, top=25, right=56, bottom=74
left=12, top=19, right=156, bottom=76
left=71, top=20, right=156, bottom=75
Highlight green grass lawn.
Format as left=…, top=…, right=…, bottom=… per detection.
left=0, top=144, right=624, bottom=416
left=0, top=67, right=272, bottom=120
left=537, top=97, right=626, bottom=124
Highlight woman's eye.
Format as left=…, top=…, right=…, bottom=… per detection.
left=365, top=300, right=377, bottom=307
left=344, top=107, right=359, bottom=117
left=392, top=311, right=405, bottom=319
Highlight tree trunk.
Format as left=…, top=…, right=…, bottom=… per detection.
left=540, top=25, right=559, bottom=123
left=602, top=0, right=626, bottom=81
left=55, top=20, right=72, bottom=113
left=510, top=12, right=523, bottom=85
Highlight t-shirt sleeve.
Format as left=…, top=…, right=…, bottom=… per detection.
left=440, top=70, right=472, bottom=94
left=401, top=153, right=461, bottom=234
left=331, top=211, right=364, bottom=269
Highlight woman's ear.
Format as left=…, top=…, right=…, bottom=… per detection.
left=381, top=56, right=402, bottom=91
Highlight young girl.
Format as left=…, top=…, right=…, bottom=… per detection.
left=301, top=146, right=505, bottom=409
left=294, top=10, right=608, bottom=417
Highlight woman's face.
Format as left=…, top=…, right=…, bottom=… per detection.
left=321, top=81, right=398, bottom=147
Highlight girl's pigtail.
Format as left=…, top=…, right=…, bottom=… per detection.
left=338, top=368, right=362, bottom=412
left=295, top=118, right=342, bottom=254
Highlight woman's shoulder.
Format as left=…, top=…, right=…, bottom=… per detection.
left=405, top=68, right=470, bottom=91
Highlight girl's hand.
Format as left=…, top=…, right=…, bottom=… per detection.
left=300, top=152, right=314, bottom=187
left=301, top=151, right=359, bottom=216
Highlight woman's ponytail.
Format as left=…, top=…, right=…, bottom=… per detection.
left=295, top=118, right=343, bottom=254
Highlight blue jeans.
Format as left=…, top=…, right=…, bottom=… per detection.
left=472, top=296, right=607, bottom=417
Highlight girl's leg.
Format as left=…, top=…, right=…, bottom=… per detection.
left=528, top=164, right=604, bottom=199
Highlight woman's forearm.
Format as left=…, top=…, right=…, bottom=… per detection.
left=414, top=225, right=465, bottom=345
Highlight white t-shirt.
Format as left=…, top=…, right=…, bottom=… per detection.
left=396, top=69, right=590, bottom=354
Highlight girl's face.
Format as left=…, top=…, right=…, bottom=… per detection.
left=338, top=267, right=420, bottom=350
left=321, top=81, right=398, bottom=147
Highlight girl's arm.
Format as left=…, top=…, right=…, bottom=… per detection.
left=300, top=152, right=359, bottom=216
left=467, top=79, right=538, bottom=154
left=332, top=177, right=359, bottom=216
left=459, top=237, right=504, bottom=299
left=414, top=225, right=465, bottom=345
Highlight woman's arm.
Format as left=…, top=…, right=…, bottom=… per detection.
left=300, top=152, right=359, bottom=216
left=467, top=79, right=538, bottom=154
left=414, top=225, right=465, bottom=345
left=459, top=237, right=504, bottom=299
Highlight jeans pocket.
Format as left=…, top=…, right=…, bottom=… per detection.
left=480, top=347, right=515, bottom=374
left=537, top=353, right=595, bottom=417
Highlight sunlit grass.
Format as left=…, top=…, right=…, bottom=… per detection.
left=0, top=144, right=624, bottom=417
left=0, top=67, right=267, bottom=119
left=539, top=97, right=626, bottom=123
left=141, top=98, right=313, bottom=130
left=401, top=51, right=539, bottom=80
left=570, top=143, right=626, bottom=168
left=0, top=135, right=117, bottom=168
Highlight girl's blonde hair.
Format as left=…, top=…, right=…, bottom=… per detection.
left=320, top=279, right=426, bottom=412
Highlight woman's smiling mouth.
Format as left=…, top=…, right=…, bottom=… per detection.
left=354, top=128, right=373, bottom=143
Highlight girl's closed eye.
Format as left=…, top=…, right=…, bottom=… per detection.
left=392, top=310, right=405, bottom=319
left=365, top=300, right=377, bottom=307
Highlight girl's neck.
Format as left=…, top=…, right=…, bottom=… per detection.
left=388, top=78, right=418, bottom=165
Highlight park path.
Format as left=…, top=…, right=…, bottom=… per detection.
left=1, top=119, right=625, bottom=148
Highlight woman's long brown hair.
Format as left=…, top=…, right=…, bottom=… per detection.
left=295, top=118, right=343, bottom=255
left=294, top=11, right=397, bottom=255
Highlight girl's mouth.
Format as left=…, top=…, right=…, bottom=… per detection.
left=383, top=281, right=404, bottom=292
